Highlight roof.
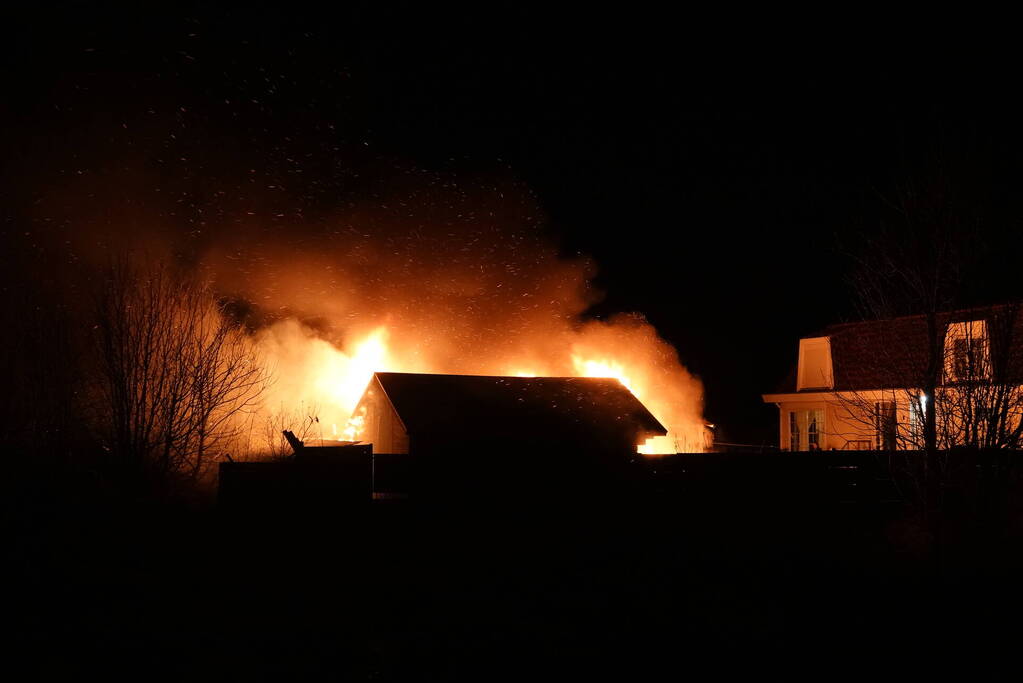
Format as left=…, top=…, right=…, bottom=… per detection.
left=770, top=303, right=1023, bottom=394
left=372, top=372, right=666, bottom=446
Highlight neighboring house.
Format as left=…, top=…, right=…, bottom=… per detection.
left=762, top=305, right=1023, bottom=451
left=348, top=371, right=667, bottom=456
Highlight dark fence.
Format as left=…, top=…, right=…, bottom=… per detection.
left=638, top=449, right=1023, bottom=512
left=219, top=447, right=1023, bottom=518
left=639, top=450, right=906, bottom=504
left=219, top=445, right=373, bottom=513
left=371, top=452, right=415, bottom=499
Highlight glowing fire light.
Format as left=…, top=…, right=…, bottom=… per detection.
left=207, top=175, right=705, bottom=458
left=571, top=354, right=682, bottom=454
left=571, top=356, right=636, bottom=393
left=342, top=409, right=365, bottom=442
left=257, top=322, right=704, bottom=455
left=313, top=326, right=391, bottom=414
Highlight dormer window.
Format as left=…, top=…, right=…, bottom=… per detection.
left=944, top=320, right=990, bottom=382
left=797, top=336, right=834, bottom=390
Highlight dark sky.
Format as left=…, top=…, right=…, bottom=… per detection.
left=4, top=4, right=1022, bottom=443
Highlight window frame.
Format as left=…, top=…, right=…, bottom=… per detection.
left=874, top=400, right=897, bottom=450
left=788, top=408, right=825, bottom=451
left=944, top=320, right=990, bottom=383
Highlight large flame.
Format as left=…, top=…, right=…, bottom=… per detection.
left=202, top=174, right=706, bottom=455
left=316, top=327, right=391, bottom=414
left=571, top=356, right=636, bottom=392
left=254, top=317, right=705, bottom=454
left=570, top=355, right=676, bottom=454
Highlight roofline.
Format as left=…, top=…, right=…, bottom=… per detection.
left=369, top=373, right=408, bottom=433
left=371, top=371, right=665, bottom=437
left=373, top=371, right=628, bottom=385
left=802, top=301, right=1023, bottom=340
left=762, top=388, right=925, bottom=403
left=762, top=391, right=831, bottom=402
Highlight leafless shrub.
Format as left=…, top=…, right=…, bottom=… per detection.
left=259, top=402, right=321, bottom=459
left=91, top=259, right=272, bottom=483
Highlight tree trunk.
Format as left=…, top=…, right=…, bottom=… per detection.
left=923, top=311, right=942, bottom=573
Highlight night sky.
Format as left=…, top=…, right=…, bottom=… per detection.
left=5, top=5, right=1023, bottom=444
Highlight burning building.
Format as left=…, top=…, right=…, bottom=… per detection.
left=205, top=174, right=706, bottom=457
left=347, top=371, right=667, bottom=456
left=220, top=371, right=667, bottom=507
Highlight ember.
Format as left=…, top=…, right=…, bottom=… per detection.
left=203, top=180, right=705, bottom=455
left=253, top=315, right=704, bottom=455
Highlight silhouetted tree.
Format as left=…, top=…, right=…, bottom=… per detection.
left=844, top=167, right=973, bottom=457
left=837, top=161, right=1023, bottom=545
left=258, top=402, right=321, bottom=459
left=91, top=259, right=270, bottom=483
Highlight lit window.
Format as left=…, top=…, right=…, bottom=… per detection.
left=807, top=410, right=821, bottom=450
left=945, top=321, right=990, bottom=382
left=788, top=409, right=825, bottom=451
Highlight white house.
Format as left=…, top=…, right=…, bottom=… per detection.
left=762, top=305, right=1023, bottom=451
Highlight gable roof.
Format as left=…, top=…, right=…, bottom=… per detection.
left=771, top=303, right=1023, bottom=393
left=372, top=372, right=666, bottom=446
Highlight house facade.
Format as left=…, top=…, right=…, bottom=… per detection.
left=763, top=305, right=1023, bottom=451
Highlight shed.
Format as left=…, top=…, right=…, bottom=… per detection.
left=349, top=372, right=666, bottom=457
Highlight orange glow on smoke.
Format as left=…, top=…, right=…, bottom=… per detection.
left=316, top=327, right=390, bottom=414
left=256, top=321, right=705, bottom=454
left=571, top=354, right=678, bottom=454
left=210, top=180, right=706, bottom=456
left=571, top=355, right=636, bottom=393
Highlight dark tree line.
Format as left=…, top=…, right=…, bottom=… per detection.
left=0, top=252, right=273, bottom=495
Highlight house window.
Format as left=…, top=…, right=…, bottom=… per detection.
left=945, top=320, right=990, bottom=382
left=875, top=401, right=896, bottom=450
left=807, top=410, right=822, bottom=450
left=797, top=337, right=834, bottom=390
left=788, top=409, right=825, bottom=451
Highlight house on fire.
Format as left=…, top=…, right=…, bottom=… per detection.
left=350, top=371, right=666, bottom=457
left=762, top=304, right=1023, bottom=451
left=219, top=371, right=666, bottom=508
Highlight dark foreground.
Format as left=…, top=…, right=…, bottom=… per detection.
left=8, top=452, right=1023, bottom=681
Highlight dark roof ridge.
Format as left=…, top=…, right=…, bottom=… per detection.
left=374, top=371, right=622, bottom=383
left=370, top=371, right=666, bottom=440
left=801, top=300, right=1023, bottom=340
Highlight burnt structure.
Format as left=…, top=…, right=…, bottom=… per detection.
left=350, top=372, right=666, bottom=502
left=219, top=372, right=666, bottom=508
left=352, top=372, right=665, bottom=456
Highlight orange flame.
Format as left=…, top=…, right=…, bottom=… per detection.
left=571, top=356, right=636, bottom=393
left=256, top=320, right=704, bottom=454
left=315, top=327, right=390, bottom=414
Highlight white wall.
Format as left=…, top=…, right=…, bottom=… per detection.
left=771, top=390, right=916, bottom=451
